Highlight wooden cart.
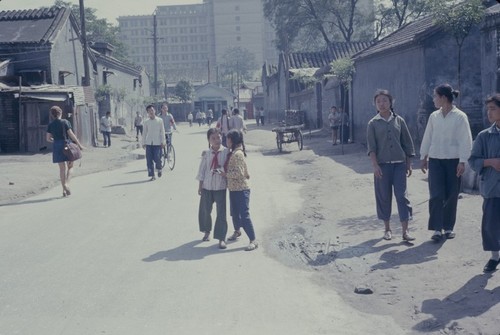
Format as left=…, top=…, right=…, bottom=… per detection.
left=271, top=110, right=304, bottom=152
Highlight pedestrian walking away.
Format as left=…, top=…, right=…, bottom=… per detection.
left=468, top=93, right=500, bottom=273
left=142, top=104, right=166, bottom=181
left=46, top=105, right=85, bottom=197
left=134, top=111, right=144, bottom=141
left=196, top=128, right=230, bottom=249
left=100, top=112, right=112, bottom=147
left=420, top=84, right=473, bottom=242
left=216, top=108, right=231, bottom=147
left=223, top=129, right=258, bottom=251
left=367, top=90, right=416, bottom=242
left=187, top=111, right=193, bottom=127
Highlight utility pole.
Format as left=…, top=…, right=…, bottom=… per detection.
left=79, top=0, right=90, bottom=86
left=153, top=11, right=158, bottom=96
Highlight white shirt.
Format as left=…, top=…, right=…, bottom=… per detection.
left=420, top=106, right=472, bottom=162
left=229, top=114, right=246, bottom=131
left=196, top=147, right=229, bottom=191
left=142, top=117, right=166, bottom=146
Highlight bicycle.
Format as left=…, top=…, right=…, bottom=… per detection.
left=160, top=133, right=176, bottom=170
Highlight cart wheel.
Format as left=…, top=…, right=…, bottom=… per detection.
left=297, top=130, right=303, bottom=150
left=276, top=134, right=283, bottom=152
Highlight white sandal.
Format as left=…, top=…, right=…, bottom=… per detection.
left=245, top=241, right=258, bottom=251
left=383, top=230, right=392, bottom=240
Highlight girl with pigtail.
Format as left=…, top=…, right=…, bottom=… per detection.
left=221, top=129, right=258, bottom=251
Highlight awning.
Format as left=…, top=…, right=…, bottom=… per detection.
left=20, top=93, right=69, bottom=102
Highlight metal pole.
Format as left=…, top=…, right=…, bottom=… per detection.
left=79, top=0, right=90, bottom=86
left=153, top=12, right=158, bottom=96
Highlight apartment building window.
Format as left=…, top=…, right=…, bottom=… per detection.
left=236, top=36, right=241, bottom=41
left=236, top=26, right=240, bottom=31
left=235, top=16, right=240, bottom=22
left=235, top=5, right=240, bottom=11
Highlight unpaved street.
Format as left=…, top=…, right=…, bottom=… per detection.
left=0, top=124, right=406, bottom=334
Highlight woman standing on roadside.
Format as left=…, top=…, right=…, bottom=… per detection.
left=223, top=129, right=258, bottom=251
left=420, top=84, right=472, bottom=242
left=468, top=93, right=500, bottom=273
left=46, top=106, right=84, bottom=197
left=367, top=90, right=415, bottom=241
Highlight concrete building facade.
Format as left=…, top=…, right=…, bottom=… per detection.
left=117, top=0, right=278, bottom=85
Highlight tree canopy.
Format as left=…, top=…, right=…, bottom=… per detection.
left=264, top=0, right=437, bottom=52
left=174, top=80, right=194, bottom=103
left=218, top=47, right=258, bottom=87
left=53, top=1, right=129, bottom=62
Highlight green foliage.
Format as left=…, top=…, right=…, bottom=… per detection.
left=429, top=0, right=484, bottom=46
left=94, top=84, right=112, bottom=101
left=112, top=87, right=128, bottom=103
left=218, top=47, right=258, bottom=87
left=263, top=0, right=373, bottom=51
left=221, top=47, right=257, bottom=79
left=174, top=80, right=194, bottom=103
left=374, top=0, right=432, bottom=39
left=53, top=1, right=129, bottom=62
left=290, top=68, right=318, bottom=89
left=330, top=58, right=355, bottom=88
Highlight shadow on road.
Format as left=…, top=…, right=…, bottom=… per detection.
left=102, top=179, right=151, bottom=188
left=0, top=196, right=62, bottom=207
left=413, top=274, right=500, bottom=332
left=142, top=239, right=247, bottom=262
left=371, top=240, right=445, bottom=271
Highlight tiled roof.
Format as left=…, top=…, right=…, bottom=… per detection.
left=288, top=41, right=373, bottom=69
left=0, top=7, right=70, bottom=45
left=353, top=16, right=439, bottom=60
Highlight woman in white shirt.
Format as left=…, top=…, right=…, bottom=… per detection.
left=420, top=84, right=472, bottom=242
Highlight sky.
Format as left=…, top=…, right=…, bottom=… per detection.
left=1, top=0, right=203, bottom=24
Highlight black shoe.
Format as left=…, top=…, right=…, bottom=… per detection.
left=149, top=176, right=156, bottom=181
left=483, top=259, right=500, bottom=273
left=158, top=170, right=162, bottom=178
left=431, top=232, right=442, bottom=242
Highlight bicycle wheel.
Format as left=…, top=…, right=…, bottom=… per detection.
left=160, top=147, right=167, bottom=168
left=297, top=130, right=303, bottom=150
left=167, top=144, right=176, bottom=170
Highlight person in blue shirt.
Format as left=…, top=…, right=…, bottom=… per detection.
left=469, top=93, right=500, bottom=273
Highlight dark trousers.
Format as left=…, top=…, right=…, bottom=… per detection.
left=482, top=198, right=500, bottom=251
left=102, top=131, right=111, bottom=146
left=427, top=158, right=461, bottom=231
left=145, top=145, right=162, bottom=177
left=374, top=163, right=412, bottom=222
left=230, top=189, right=256, bottom=241
left=135, top=125, right=143, bottom=137
left=199, top=189, right=227, bottom=241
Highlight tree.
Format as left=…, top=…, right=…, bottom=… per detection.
left=263, top=0, right=372, bottom=51
left=219, top=47, right=258, bottom=88
left=429, top=0, right=484, bottom=97
left=373, top=0, right=431, bottom=39
left=174, top=80, right=194, bottom=103
left=53, top=1, right=129, bottom=62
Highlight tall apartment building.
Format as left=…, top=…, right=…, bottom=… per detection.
left=117, top=0, right=278, bottom=86
left=118, top=3, right=214, bottom=86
